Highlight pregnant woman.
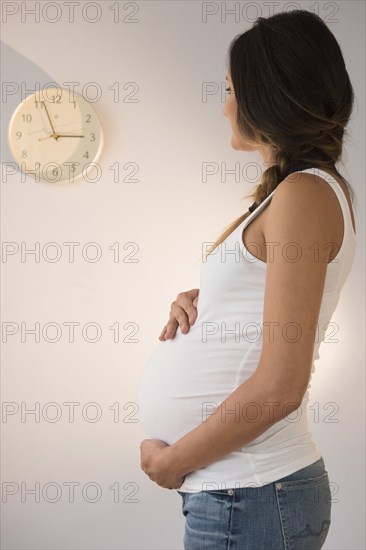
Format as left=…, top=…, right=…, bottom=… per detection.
left=138, top=9, right=357, bottom=550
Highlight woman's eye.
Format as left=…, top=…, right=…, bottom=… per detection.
left=225, top=87, right=232, bottom=93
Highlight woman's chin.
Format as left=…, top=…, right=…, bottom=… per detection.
left=231, top=137, right=258, bottom=153
left=230, top=134, right=247, bottom=151
left=230, top=136, right=240, bottom=150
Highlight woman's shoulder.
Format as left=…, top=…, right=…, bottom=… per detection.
left=263, top=171, right=344, bottom=262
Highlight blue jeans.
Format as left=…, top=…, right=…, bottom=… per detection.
left=177, top=457, right=331, bottom=549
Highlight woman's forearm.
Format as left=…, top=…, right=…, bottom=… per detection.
left=167, top=368, right=301, bottom=479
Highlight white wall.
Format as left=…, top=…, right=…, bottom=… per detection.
left=1, top=1, right=365, bottom=549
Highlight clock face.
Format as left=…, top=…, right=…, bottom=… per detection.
left=8, top=87, right=104, bottom=184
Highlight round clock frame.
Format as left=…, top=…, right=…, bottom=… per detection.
left=8, top=86, right=104, bottom=184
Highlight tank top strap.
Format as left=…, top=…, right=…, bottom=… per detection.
left=245, top=188, right=276, bottom=222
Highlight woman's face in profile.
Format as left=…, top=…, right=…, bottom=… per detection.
left=223, top=71, right=258, bottom=153
left=223, top=71, right=275, bottom=167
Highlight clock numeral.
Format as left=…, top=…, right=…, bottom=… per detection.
left=90, top=133, right=95, bottom=142
left=85, top=114, right=92, bottom=123
left=22, top=114, right=32, bottom=123
left=34, top=100, right=44, bottom=109
left=71, top=164, right=77, bottom=172
left=21, top=150, right=28, bottom=159
left=16, top=131, right=22, bottom=139
left=52, top=167, right=59, bottom=177
left=83, top=151, right=89, bottom=159
left=51, top=94, right=61, bottom=103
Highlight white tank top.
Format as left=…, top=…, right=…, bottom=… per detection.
left=138, top=167, right=357, bottom=492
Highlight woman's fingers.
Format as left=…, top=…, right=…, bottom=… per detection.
left=176, top=291, right=199, bottom=326
left=159, top=317, right=179, bottom=340
left=161, top=306, right=189, bottom=340
left=158, top=289, right=200, bottom=340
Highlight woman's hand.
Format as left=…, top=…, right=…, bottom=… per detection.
left=140, top=439, right=186, bottom=489
left=159, top=288, right=199, bottom=340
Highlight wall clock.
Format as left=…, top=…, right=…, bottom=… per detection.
left=8, top=86, right=104, bottom=184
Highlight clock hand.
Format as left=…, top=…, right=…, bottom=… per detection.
left=41, top=101, right=58, bottom=138
left=38, top=133, right=58, bottom=141
left=38, top=133, right=84, bottom=141
left=56, top=134, right=84, bottom=138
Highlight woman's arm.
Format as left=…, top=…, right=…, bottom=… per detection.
left=166, top=365, right=300, bottom=478
left=165, top=172, right=334, bottom=479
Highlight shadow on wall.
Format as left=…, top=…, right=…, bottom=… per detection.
left=0, top=41, right=60, bottom=164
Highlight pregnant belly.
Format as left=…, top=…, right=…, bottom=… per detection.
left=137, top=330, right=253, bottom=445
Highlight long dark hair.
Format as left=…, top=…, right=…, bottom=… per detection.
left=205, top=9, right=356, bottom=259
